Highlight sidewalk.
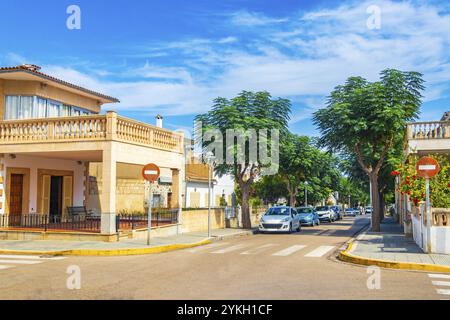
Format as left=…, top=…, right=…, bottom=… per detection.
left=0, top=228, right=254, bottom=256
left=340, top=217, right=450, bottom=273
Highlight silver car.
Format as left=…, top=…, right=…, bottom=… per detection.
left=259, top=206, right=301, bottom=233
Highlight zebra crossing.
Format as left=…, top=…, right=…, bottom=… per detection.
left=0, top=254, right=66, bottom=272
left=188, top=242, right=336, bottom=258
left=428, top=274, right=450, bottom=299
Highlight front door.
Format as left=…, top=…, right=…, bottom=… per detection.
left=10, top=174, right=24, bottom=216
left=49, top=176, right=63, bottom=220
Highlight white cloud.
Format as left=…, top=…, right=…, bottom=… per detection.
left=27, top=0, right=450, bottom=124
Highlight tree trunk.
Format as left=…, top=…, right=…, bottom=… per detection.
left=240, top=183, right=252, bottom=229
left=370, top=173, right=381, bottom=232
left=379, top=191, right=385, bottom=223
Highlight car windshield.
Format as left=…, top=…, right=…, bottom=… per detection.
left=299, top=213, right=312, bottom=217
left=346, top=208, right=353, bottom=211
left=265, top=207, right=290, bottom=216
left=316, top=206, right=328, bottom=211
left=297, top=208, right=313, bottom=213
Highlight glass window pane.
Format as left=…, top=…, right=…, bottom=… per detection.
left=19, top=96, right=34, bottom=119
left=34, top=97, right=47, bottom=118
left=47, top=100, right=61, bottom=117
left=62, top=105, right=71, bottom=117
left=4, top=96, right=20, bottom=120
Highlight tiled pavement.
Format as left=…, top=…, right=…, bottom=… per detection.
left=349, top=217, right=450, bottom=267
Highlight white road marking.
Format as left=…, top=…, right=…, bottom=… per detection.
left=211, top=244, right=247, bottom=254
left=188, top=242, right=229, bottom=253
left=0, top=254, right=65, bottom=261
left=428, top=274, right=450, bottom=280
left=0, top=265, right=13, bottom=270
left=0, top=259, right=43, bottom=265
left=432, top=281, right=450, bottom=287
left=436, top=289, right=450, bottom=295
left=272, top=245, right=306, bottom=256
left=304, top=246, right=335, bottom=258
left=241, top=244, right=277, bottom=255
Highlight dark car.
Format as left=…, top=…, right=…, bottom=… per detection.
left=331, top=206, right=343, bottom=220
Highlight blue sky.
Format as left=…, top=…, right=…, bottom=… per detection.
left=1, top=0, right=450, bottom=137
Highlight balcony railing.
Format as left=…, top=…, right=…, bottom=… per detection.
left=407, top=121, right=450, bottom=140
left=0, top=112, right=183, bottom=153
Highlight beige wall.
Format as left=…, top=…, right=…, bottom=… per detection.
left=0, top=79, right=101, bottom=116
left=181, top=208, right=225, bottom=233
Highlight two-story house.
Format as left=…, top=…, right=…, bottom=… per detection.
left=0, top=64, right=184, bottom=241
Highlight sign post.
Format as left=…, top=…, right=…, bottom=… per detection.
left=142, top=164, right=160, bottom=246
left=416, top=157, right=440, bottom=253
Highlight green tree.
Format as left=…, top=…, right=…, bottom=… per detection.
left=313, top=69, right=424, bottom=231
left=196, top=91, right=291, bottom=229
left=279, top=134, right=315, bottom=206
left=253, top=174, right=287, bottom=205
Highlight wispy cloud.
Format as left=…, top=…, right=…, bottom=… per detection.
left=19, top=0, right=450, bottom=124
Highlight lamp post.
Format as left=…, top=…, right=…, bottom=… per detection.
left=304, top=181, right=309, bottom=207
left=205, top=152, right=216, bottom=238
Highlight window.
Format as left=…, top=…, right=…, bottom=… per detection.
left=3, top=95, right=92, bottom=120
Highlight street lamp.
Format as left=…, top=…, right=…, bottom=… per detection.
left=205, top=151, right=216, bottom=238
left=304, top=181, right=309, bottom=207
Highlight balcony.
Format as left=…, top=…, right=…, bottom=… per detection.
left=0, top=111, right=184, bottom=154
left=406, top=121, right=450, bottom=155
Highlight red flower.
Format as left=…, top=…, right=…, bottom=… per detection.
left=407, top=191, right=411, bottom=196
left=391, top=170, right=400, bottom=176
left=448, top=183, right=450, bottom=188
left=412, top=175, right=417, bottom=180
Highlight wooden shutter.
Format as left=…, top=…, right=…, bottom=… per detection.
left=41, top=175, right=51, bottom=214
left=190, top=192, right=200, bottom=208
left=62, top=176, right=73, bottom=217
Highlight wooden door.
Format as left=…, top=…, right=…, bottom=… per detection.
left=62, top=176, right=73, bottom=218
left=40, top=175, right=51, bottom=215
left=9, top=174, right=23, bottom=216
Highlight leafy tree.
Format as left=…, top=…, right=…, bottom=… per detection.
left=196, top=91, right=291, bottom=229
left=279, top=134, right=315, bottom=206
left=253, top=174, right=287, bottom=205
left=313, top=69, right=424, bottom=231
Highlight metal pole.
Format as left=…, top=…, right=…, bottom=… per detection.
left=305, top=185, right=308, bottom=207
left=425, top=178, right=431, bottom=253
left=208, top=163, right=211, bottom=238
left=147, top=182, right=153, bottom=246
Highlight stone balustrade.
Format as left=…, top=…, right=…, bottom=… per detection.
left=407, top=121, right=450, bottom=140
left=0, top=112, right=183, bottom=153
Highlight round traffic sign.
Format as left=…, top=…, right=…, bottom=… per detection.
left=416, top=157, right=440, bottom=179
left=142, top=163, right=160, bottom=182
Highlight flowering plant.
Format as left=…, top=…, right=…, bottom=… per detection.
left=395, top=155, right=450, bottom=208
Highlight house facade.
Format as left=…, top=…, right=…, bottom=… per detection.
left=0, top=64, right=184, bottom=241
left=398, top=113, right=450, bottom=254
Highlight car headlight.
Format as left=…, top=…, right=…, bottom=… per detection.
left=282, top=217, right=290, bottom=222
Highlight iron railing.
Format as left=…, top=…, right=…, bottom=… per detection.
left=0, top=214, right=101, bottom=233
left=117, top=209, right=179, bottom=231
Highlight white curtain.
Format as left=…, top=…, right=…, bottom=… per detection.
left=4, top=96, right=20, bottom=120
left=19, top=96, right=34, bottom=119
left=34, top=97, right=47, bottom=118
left=47, top=100, right=61, bottom=117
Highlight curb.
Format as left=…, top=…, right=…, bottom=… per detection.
left=0, top=229, right=257, bottom=257
left=339, top=242, right=450, bottom=274
left=0, top=239, right=213, bottom=257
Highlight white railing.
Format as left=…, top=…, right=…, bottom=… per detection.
left=0, top=112, right=183, bottom=153
left=407, top=121, right=450, bottom=140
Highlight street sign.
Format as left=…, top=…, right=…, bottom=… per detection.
left=142, top=163, right=160, bottom=182
left=416, top=157, right=440, bottom=179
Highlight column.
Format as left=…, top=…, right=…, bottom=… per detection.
left=101, top=142, right=117, bottom=234
left=171, top=169, right=180, bottom=209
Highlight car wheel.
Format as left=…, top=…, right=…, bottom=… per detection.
left=289, top=223, right=293, bottom=234
left=297, top=224, right=301, bottom=232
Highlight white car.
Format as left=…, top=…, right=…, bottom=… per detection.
left=259, top=206, right=301, bottom=233
left=315, top=206, right=335, bottom=222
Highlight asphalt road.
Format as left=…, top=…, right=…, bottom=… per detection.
left=0, top=216, right=444, bottom=300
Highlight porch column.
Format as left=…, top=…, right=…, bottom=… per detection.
left=101, top=142, right=117, bottom=234
left=171, top=169, right=181, bottom=209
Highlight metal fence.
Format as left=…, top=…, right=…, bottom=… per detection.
left=0, top=214, right=101, bottom=233
left=117, top=209, right=179, bottom=231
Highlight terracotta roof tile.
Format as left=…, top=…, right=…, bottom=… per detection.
left=0, top=65, right=119, bottom=103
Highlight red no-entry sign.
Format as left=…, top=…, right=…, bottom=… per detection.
left=416, top=157, right=440, bottom=179
left=142, top=163, right=160, bottom=182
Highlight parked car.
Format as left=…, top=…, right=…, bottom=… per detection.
left=296, top=207, right=320, bottom=226
left=365, top=206, right=373, bottom=214
left=353, top=207, right=362, bottom=215
left=331, top=206, right=343, bottom=220
left=315, top=206, right=335, bottom=222
left=259, top=206, right=301, bottom=233
left=345, top=208, right=356, bottom=216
